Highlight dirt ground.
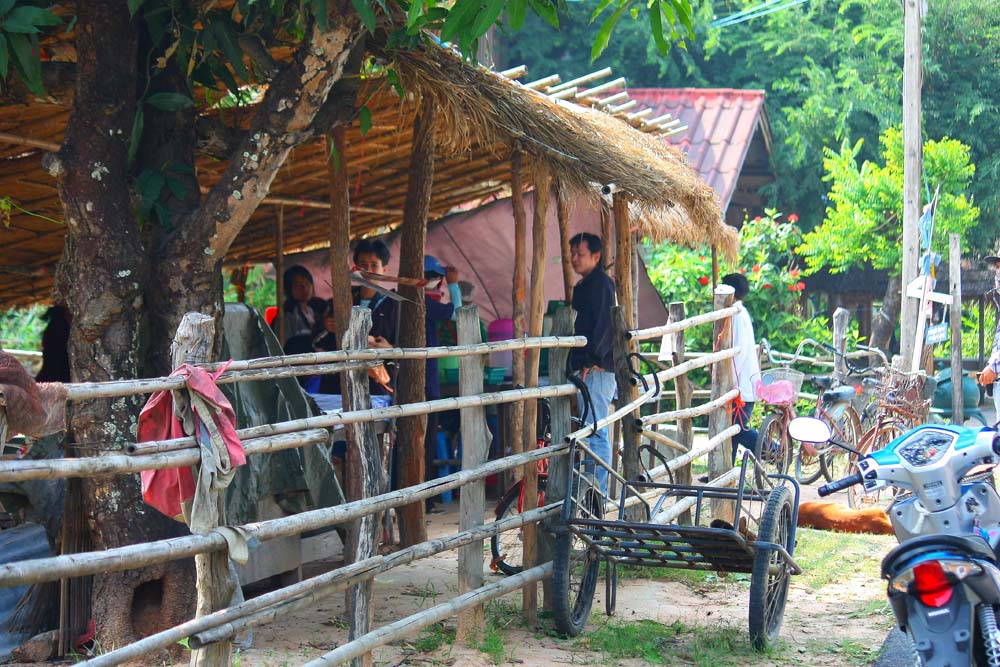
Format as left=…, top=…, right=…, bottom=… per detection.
left=194, top=479, right=898, bottom=667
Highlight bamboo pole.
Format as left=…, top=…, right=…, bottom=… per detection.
left=456, top=306, right=487, bottom=639
left=548, top=67, right=612, bottom=93
left=668, top=301, right=693, bottom=523
left=638, top=389, right=740, bottom=427
left=396, top=97, right=436, bottom=547
left=950, top=235, right=964, bottom=424
left=275, top=206, right=285, bottom=346
left=600, top=205, right=614, bottom=272
left=651, top=465, right=742, bottom=525
left=328, top=126, right=353, bottom=349
left=0, top=386, right=578, bottom=484
left=523, top=73, right=560, bottom=90
left=556, top=181, right=574, bottom=304
left=522, top=164, right=550, bottom=623
left=574, top=77, right=626, bottom=100
left=302, top=564, right=554, bottom=667
left=612, top=307, right=641, bottom=515
left=640, top=428, right=687, bottom=453
left=638, top=425, right=741, bottom=487
left=510, top=151, right=528, bottom=488
left=626, top=306, right=740, bottom=342
left=82, top=505, right=558, bottom=667
left=0, top=442, right=567, bottom=588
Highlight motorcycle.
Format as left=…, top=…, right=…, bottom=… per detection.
left=788, top=417, right=1000, bottom=667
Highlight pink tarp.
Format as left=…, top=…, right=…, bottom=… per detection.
left=284, top=193, right=668, bottom=329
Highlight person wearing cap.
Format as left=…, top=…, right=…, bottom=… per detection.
left=978, top=252, right=1000, bottom=416
left=422, top=254, right=462, bottom=513
left=569, top=232, right=617, bottom=494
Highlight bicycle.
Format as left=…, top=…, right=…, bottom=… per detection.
left=756, top=339, right=869, bottom=486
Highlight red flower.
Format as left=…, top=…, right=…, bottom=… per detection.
left=698, top=276, right=710, bottom=286
left=797, top=281, right=806, bottom=291
left=752, top=264, right=761, bottom=273
left=753, top=216, right=761, bottom=222
left=739, top=268, right=747, bottom=274
left=788, top=213, right=799, bottom=223
left=788, top=284, right=797, bottom=292
left=763, top=283, right=773, bottom=289
left=698, top=255, right=707, bottom=261
left=789, top=268, right=800, bottom=279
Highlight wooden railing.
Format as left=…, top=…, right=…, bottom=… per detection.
left=0, top=288, right=742, bottom=667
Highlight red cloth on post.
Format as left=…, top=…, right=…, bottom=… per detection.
left=137, top=364, right=245, bottom=522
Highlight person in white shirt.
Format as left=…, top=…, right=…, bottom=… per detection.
left=722, top=273, right=761, bottom=465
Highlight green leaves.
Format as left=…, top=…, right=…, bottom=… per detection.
left=2, top=5, right=60, bottom=33
left=591, top=0, right=630, bottom=61
left=145, top=92, right=195, bottom=111
left=351, top=0, right=377, bottom=33
left=507, top=0, right=527, bottom=31
left=0, top=1, right=61, bottom=96
left=359, top=105, right=372, bottom=136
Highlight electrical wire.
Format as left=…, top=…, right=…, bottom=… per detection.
left=711, top=0, right=813, bottom=28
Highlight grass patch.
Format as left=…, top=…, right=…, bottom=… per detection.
left=617, top=563, right=738, bottom=586
left=792, top=527, right=896, bottom=590
left=411, top=623, right=456, bottom=654
left=584, top=619, right=775, bottom=666
left=474, top=625, right=507, bottom=664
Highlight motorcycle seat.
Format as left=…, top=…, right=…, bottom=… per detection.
left=882, top=533, right=997, bottom=579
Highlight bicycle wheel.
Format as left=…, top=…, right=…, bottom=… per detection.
left=847, top=422, right=903, bottom=510
left=552, top=485, right=602, bottom=637
left=819, top=406, right=862, bottom=483
left=490, top=476, right=548, bottom=575
left=754, top=414, right=790, bottom=488
left=793, top=441, right=823, bottom=485
left=748, top=485, right=794, bottom=650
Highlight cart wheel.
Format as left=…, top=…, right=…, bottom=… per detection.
left=552, top=486, right=601, bottom=637
left=490, top=477, right=548, bottom=575
left=605, top=559, right=617, bottom=617
left=753, top=415, right=790, bottom=488
left=748, top=485, right=793, bottom=650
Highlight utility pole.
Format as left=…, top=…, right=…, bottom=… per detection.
left=900, top=0, right=923, bottom=368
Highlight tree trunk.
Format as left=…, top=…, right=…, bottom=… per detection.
left=48, top=4, right=195, bottom=659
left=870, top=274, right=902, bottom=355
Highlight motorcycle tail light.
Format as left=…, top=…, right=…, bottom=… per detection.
left=891, top=559, right=981, bottom=606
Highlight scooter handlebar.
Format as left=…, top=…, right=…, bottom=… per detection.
left=818, top=472, right=864, bottom=497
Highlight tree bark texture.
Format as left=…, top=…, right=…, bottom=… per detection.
left=51, top=5, right=195, bottom=659
left=871, top=275, right=903, bottom=355
left=396, top=99, right=436, bottom=547
left=328, top=127, right=353, bottom=345
left=509, top=153, right=528, bottom=483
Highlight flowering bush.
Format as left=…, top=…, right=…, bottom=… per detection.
left=644, top=209, right=832, bottom=354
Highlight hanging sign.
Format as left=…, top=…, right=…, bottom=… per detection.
left=925, top=322, right=949, bottom=345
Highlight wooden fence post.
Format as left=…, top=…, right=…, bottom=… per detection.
left=540, top=306, right=574, bottom=610
left=612, top=306, right=640, bottom=517
left=708, top=286, right=735, bottom=525
left=456, top=306, right=487, bottom=640
left=950, top=235, right=963, bottom=424
left=669, top=302, right=693, bottom=525
left=342, top=307, right=385, bottom=667
left=178, top=313, right=233, bottom=667
left=833, top=307, right=849, bottom=384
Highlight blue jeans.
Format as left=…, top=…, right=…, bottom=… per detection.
left=732, top=401, right=758, bottom=466
left=576, top=369, right=617, bottom=493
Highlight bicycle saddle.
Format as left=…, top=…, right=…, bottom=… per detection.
left=821, top=386, right=857, bottom=403
left=812, top=375, right=834, bottom=390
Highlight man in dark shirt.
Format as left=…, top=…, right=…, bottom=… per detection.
left=569, top=233, right=617, bottom=493
left=352, top=239, right=399, bottom=395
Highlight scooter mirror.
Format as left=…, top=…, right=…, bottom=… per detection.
left=787, top=416, right=832, bottom=444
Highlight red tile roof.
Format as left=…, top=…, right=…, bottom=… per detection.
left=628, top=88, right=768, bottom=211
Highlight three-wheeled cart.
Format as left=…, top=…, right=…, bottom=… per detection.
left=551, top=443, right=802, bottom=649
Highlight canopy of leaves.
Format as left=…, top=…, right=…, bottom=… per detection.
left=798, top=127, right=979, bottom=275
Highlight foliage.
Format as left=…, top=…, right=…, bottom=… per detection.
left=499, top=0, right=1000, bottom=246
left=0, top=304, right=44, bottom=350
left=645, top=209, right=829, bottom=353
left=799, top=127, right=980, bottom=275
left=223, top=264, right=277, bottom=315
left=0, top=1, right=61, bottom=96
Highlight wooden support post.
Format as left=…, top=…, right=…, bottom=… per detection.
left=275, top=206, right=285, bottom=346
left=669, top=302, right=693, bottom=525
left=711, top=246, right=719, bottom=289
left=456, top=306, right=487, bottom=640
left=833, top=308, right=849, bottom=384
left=708, top=286, right=736, bottom=525
left=180, top=313, right=234, bottom=667
left=613, top=193, right=634, bottom=330
left=612, top=308, right=639, bottom=507
left=540, top=307, right=574, bottom=609
left=900, top=0, right=923, bottom=368
left=600, top=205, right=614, bottom=272
left=510, top=152, right=528, bottom=485
left=631, top=234, right=640, bottom=329
left=556, top=181, right=574, bottom=303
left=396, top=99, right=435, bottom=547
left=342, top=307, right=384, bottom=667
left=327, top=126, right=353, bottom=344
left=522, top=166, right=550, bottom=624
left=950, top=235, right=964, bottom=424
left=980, top=296, right=986, bottom=369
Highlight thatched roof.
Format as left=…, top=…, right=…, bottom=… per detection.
left=0, top=38, right=733, bottom=310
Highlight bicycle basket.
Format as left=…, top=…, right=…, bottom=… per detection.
left=756, top=368, right=805, bottom=405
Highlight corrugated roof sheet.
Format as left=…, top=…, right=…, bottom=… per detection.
left=627, top=89, right=768, bottom=211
